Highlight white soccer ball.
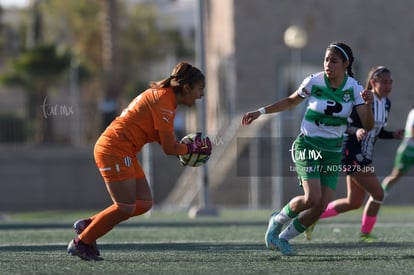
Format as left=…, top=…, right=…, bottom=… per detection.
left=178, top=133, right=211, bottom=167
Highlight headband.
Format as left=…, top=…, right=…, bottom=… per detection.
left=330, top=44, right=349, bottom=61
left=372, top=66, right=389, bottom=78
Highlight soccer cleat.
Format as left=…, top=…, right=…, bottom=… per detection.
left=275, top=238, right=295, bottom=256
left=264, top=211, right=283, bottom=250
left=73, top=218, right=92, bottom=234
left=67, top=239, right=103, bottom=261
left=73, top=218, right=100, bottom=256
left=359, top=233, right=377, bottom=243
left=304, top=221, right=318, bottom=241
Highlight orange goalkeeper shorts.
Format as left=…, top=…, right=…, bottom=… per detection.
left=94, top=150, right=144, bottom=182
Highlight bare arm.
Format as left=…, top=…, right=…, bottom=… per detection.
left=158, top=130, right=188, bottom=155
left=355, top=90, right=374, bottom=131
left=241, top=91, right=304, bottom=125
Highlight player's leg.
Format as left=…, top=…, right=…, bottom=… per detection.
left=83, top=179, right=136, bottom=233
left=274, top=178, right=326, bottom=254
left=69, top=152, right=138, bottom=260
left=68, top=178, right=136, bottom=260
left=321, top=174, right=365, bottom=219
left=264, top=191, right=308, bottom=251
left=382, top=143, right=414, bottom=196
left=273, top=177, right=322, bottom=230
left=305, top=151, right=343, bottom=240
left=275, top=135, right=324, bottom=228
left=265, top=137, right=307, bottom=251
left=351, top=170, right=384, bottom=241
left=265, top=179, right=320, bottom=253
left=131, top=158, right=153, bottom=217
left=305, top=176, right=348, bottom=240
left=132, top=177, right=153, bottom=216
left=382, top=168, right=405, bottom=197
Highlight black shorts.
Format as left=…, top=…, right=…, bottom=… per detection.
left=341, top=136, right=372, bottom=175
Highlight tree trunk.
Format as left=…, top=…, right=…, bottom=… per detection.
left=100, top=0, right=119, bottom=130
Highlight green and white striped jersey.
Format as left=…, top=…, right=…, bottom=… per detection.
left=297, top=72, right=365, bottom=151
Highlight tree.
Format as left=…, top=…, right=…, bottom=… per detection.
left=100, top=0, right=119, bottom=130
left=0, top=44, right=71, bottom=143
left=17, top=0, right=195, bottom=141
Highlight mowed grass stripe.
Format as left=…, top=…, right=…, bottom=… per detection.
left=1, top=207, right=414, bottom=274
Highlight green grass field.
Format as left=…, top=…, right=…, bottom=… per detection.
left=1, top=206, right=414, bottom=274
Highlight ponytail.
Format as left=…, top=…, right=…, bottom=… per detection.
left=149, top=62, right=205, bottom=95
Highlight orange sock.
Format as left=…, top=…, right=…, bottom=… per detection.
left=79, top=204, right=131, bottom=244
left=132, top=200, right=153, bottom=217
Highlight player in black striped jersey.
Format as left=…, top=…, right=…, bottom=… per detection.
left=306, top=66, right=403, bottom=242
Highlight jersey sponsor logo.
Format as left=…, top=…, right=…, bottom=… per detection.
left=160, top=108, right=174, bottom=115
left=160, top=108, right=174, bottom=123
left=325, top=100, right=343, bottom=116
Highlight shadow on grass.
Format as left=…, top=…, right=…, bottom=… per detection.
left=268, top=254, right=414, bottom=262
left=267, top=242, right=414, bottom=261
left=2, top=241, right=414, bottom=254
left=0, top=242, right=262, bottom=253
left=0, top=221, right=264, bottom=230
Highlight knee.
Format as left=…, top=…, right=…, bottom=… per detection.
left=132, top=200, right=153, bottom=216
left=369, top=188, right=384, bottom=204
left=115, top=202, right=137, bottom=217
left=303, top=194, right=321, bottom=208
left=371, top=188, right=384, bottom=202
left=348, top=198, right=363, bottom=210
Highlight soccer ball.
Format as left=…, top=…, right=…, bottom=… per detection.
left=178, top=133, right=211, bottom=167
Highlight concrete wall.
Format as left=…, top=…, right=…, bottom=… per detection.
left=206, top=0, right=414, bottom=133
left=201, top=0, right=414, bottom=208
left=0, top=139, right=412, bottom=213
left=0, top=145, right=184, bottom=212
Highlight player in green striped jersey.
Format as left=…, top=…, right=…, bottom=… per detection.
left=242, top=42, right=374, bottom=255
left=382, top=108, right=414, bottom=196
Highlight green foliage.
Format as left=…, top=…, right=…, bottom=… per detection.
left=39, top=0, right=101, bottom=73
left=13, top=45, right=70, bottom=76
left=38, top=1, right=195, bottom=99
left=0, top=44, right=71, bottom=90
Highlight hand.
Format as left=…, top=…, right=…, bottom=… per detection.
left=356, top=128, right=367, bottom=141
left=186, top=133, right=212, bottom=155
left=241, top=110, right=260, bottom=126
left=393, top=129, right=404, bottom=139
left=360, top=90, right=373, bottom=104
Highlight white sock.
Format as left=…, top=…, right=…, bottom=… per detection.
left=279, top=222, right=301, bottom=241
left=274, top=211, right=292, bottom=225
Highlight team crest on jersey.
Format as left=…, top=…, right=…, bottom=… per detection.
left=342, top=91, right=351, bottom=102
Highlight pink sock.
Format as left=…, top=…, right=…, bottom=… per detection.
left=320, top=202, right=339, bottom=219
left=361, top=214, right=377, bottom=234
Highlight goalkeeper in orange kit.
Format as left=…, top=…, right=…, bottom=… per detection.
left=67, top=62, right=211, bottom=261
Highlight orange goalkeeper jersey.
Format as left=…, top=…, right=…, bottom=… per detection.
left=95, top=87, right=177, bottom=156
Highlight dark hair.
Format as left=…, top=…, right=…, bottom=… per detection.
left=327, top=42, right=355, bottom=77
left=365, top=66, right=391, bottom=90
left=150, top=62, right=205, bottom=95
